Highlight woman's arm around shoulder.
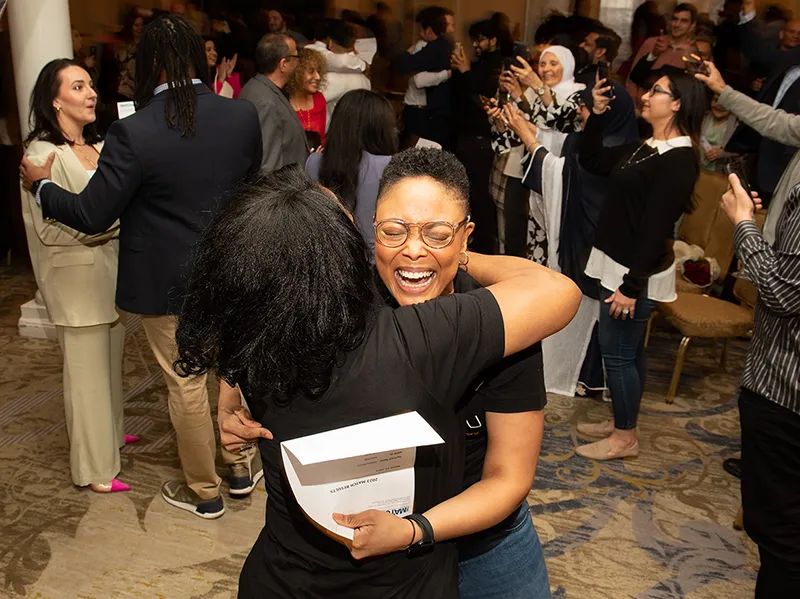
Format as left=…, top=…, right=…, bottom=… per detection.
left=469, top=252, right=581, bottom=357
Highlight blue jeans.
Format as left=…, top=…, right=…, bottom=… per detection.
left=458, top=504, right=551, bottom=599
left=598, top=286, right=655, bottom=430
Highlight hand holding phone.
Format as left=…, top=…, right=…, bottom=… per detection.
left=682, top=53, right=710, bottom=76
left=597, top=61, right=613, bottom=98
left=725, top=161, right=757, bottom=209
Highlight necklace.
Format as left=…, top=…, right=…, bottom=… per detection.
left=73, top=143, right=99, bottom=169
left=621, top=143, right=659, bottom=169
left=293, top=95, right=313, bottom=131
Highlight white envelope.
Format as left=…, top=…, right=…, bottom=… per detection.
left=281, top=411, right=444, bottom=540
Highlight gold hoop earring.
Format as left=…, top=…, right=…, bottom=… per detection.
left=54, top=105, right=61, bottom=112
left=458, top=252, right=470, bottom=270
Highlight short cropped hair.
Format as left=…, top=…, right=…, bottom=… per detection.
left=416, top=6, right=453, bottom=37
left=468, top=19, right=499, bottom=42
left=594, top=26, right=622, bottom=62
left=674, top=3, right=699, bottom=22
left=255, top=33, right=291, bottom=75
left=327, top=18, right=355, bottom=48
left=378, top=148, right=470, bottom=214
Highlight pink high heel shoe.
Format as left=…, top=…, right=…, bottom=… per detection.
left=89, top=479, right=131, bottom=493
left=124, top=434, right=140, bottom=445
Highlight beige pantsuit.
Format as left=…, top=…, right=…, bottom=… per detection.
left=57, top=320, right=126, bottom=485
left=140, top=315, right=248, bottom=500
left=21, top=140, right=125, bottom=487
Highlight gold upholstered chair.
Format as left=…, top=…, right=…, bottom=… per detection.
left=657, top=281, right=755, bottom=403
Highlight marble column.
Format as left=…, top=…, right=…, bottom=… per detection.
left=9, top=0, right=73, bottom=340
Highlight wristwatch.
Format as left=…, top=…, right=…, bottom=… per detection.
left=404, top=513, right=435, bottom=557
left=535, top=85, right=546, bottom=97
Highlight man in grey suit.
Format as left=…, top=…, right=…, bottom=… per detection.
left=240, top=33, right=309, bottom=172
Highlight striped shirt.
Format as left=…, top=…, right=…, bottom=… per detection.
left=735, top=183, right=800, bottom=415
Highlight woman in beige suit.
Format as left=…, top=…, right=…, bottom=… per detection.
left=21, top=59, right=130, bottom=493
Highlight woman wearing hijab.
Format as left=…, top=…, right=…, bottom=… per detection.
left=488, top=46, right=586, bottom=265
left=491, top=45, right=587, bottom=156
left=503, top=82, right=639, bottom=396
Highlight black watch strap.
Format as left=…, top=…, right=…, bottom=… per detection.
left=404, top=513, right=435, bottom=557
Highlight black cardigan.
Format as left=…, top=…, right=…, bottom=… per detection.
left=579, top=110, right=698, bottom=298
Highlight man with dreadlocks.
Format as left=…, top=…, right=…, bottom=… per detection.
left=20, top=15, right=264, bottom=519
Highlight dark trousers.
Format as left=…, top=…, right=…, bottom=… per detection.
left=454, top=136, right=497, bottom=254
left=402, top=105, right=450, bottom=147
left=598, top=287, right=655, bottom=430
left=739, top=387, right=800, bottom=598
left=503, top=176, right=529, bottom=258
left=402, top=105, right=429, bottom=141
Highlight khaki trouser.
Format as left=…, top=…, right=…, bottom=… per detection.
left=57, top=319, right=125, bottom=486
left=140, top=314, right=246, bottom=500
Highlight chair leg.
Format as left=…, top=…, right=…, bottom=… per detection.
left=666, top=336, right=691, bottom=404
left=734, top=506, right=744, bottom=531
left=720, top=338, right=729, bottom=370
left=644, top=312, right=656, bottom=349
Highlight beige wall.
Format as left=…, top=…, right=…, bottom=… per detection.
left=70, top=0, right=162, bottom=38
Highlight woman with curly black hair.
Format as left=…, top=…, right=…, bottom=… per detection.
left=175, top=161, right=580, bottom=598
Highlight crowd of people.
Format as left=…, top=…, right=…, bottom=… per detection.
left=14, top=0, right=800, bottom=597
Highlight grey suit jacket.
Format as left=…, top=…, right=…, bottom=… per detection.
left=239, top=74, right=309, bottom=172
left=719, top=85, right=800, bottom=244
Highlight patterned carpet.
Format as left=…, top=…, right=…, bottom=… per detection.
left=0, top=263, right=757, bottom=599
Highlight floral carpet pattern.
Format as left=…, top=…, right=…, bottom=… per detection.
left=0, top=264, right=757, bottom=599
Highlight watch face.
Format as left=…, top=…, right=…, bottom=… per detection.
left=407, top=539, right=435, bottom=557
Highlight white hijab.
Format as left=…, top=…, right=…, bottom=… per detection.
left=540, top=45, right=585, bottom=102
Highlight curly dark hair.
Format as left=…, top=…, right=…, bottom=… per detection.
left=174, top=164, right=377, bottom=404
left=378, top=148, right=470, bottom=214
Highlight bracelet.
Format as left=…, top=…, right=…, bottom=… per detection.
left=526, top=142, right=539, bottom=153
left=405, top=519, right=418, bottom=549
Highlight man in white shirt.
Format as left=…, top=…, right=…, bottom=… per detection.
left=307, top=19, right=371, bottom=128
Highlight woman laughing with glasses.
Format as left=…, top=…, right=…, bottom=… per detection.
left=366, top=148, right=556, bottom=599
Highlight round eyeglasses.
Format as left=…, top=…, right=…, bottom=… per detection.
left=374, top=217, right=471, bottom=249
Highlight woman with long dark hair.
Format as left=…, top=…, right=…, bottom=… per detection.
left=175, top=163, right=580, bottom=597
left=575, top=70, right=709, bottom=460
left=21, top=58, right=131, bottom=493
left=306, top=89, right=398, bottom=256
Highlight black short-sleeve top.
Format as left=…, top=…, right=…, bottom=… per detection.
left=241, top=288, right=505, bottom=599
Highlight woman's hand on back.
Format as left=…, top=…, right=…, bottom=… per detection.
left=332, top=510, right=418, bottom=560
left=591, top=72, right=614, bottom=114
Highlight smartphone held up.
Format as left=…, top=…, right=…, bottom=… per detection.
left=725, top=160, right=758, bottom=210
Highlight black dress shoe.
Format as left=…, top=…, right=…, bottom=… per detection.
left=723, top=457, right=741, bottom=479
